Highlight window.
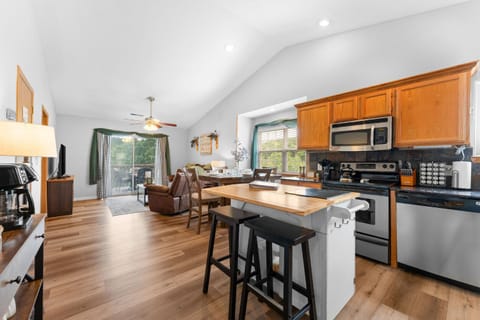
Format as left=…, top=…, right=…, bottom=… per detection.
left=257, top=127, right=305, bottom=173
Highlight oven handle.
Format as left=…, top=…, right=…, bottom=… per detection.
left=355, top=232, right=389, bottom=246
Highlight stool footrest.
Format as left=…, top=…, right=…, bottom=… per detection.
left=271, top=271, right=309, bottom=297
left=246, top=282, right=311, bottom=319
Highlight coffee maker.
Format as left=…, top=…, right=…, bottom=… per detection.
left=0, top=164, right=38, bottom=230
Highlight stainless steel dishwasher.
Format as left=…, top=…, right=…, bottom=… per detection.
left=397, top=191, right=480, bottom=291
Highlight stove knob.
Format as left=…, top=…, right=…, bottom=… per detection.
left=341, top=164, right=345, bottom=168
left=382, top=164, right=387, bottom=169
left=389, top=164, right=395, bottom=169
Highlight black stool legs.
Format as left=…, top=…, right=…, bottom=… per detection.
left=239, top=216, right=317, bottom=320
left=202, top=206, right=260, bottom=320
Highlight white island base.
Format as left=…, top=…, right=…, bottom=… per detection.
left=233, top=198, right=367, bottom=320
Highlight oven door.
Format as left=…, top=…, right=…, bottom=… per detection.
left=355, top=194, right=389, bottom=239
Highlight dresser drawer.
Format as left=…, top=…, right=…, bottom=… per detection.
left=0, top=218, right=44, bottom=315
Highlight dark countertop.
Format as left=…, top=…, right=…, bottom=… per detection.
left=280, top=176, right=321, bottom=183
left=394, top=185, right=480, bottom=200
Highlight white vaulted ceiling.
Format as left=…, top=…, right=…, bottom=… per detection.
left=30, top=0, right=469, bottom=128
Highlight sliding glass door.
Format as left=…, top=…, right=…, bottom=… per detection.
left=110, top=135, right=156, bottom=196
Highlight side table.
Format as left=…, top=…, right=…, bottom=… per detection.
left=136, top=184, right=148, bottom=205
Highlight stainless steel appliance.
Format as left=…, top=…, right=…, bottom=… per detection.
left=323, top=161, right=398, bottom=264
left=0, top=164, right=38, bottom=230
left=451, top=161, right=471, bottom=189
left=397, top=191, right=480, bottom=291
left=329, top=116, right=392, bottom=152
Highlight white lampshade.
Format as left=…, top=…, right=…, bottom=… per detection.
left=0, top=121, right=57, bottom=157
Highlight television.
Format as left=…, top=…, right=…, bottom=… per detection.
left=57, top=144, right=66, bottom=178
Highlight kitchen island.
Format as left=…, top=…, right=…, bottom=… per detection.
left=204, top=184, right=366, bottom=320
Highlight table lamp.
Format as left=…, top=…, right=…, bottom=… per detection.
left=0, top=120, right=57, bottom=229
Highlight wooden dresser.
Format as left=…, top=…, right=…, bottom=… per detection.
left=0, top=214, right=45, bottom=319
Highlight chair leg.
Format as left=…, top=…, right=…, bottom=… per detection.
left=186, top=203, right=193, bottom=229
left=302, top=242, right=317, bottom=320
left=239, top=229, right=256, bottom=320
left=203, top=215, right=218, bottom=294
left=197, top=205, right=202, bottom=234
left=283, top=246, right=293, bottom=319
left=228, top=224, right=239, bottom=320
left=266, top=240, right=273, bottom=297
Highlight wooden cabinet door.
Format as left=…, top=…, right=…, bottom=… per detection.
left=297, top=102, right=331, bottom=150
left=359, top=89, right=392, bottom=118
left=394, top=72, right=469, bottom=147
left=332, top=97, right=358, bottom=122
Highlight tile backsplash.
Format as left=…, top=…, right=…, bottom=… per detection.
left=308, top=147, right=480, bottom=190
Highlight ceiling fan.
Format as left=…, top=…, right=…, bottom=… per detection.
left=128, top=96, right=177, bottom=131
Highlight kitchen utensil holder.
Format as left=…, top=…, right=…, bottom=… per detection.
left=400, top=169, right=416, bottom=186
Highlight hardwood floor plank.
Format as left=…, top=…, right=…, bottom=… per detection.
left=43, top=199, right=480, bottom=319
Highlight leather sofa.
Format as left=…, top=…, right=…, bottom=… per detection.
left=146, top=170, right=190, bottom=215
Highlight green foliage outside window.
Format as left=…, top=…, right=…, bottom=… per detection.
left=258, top=127, right=305, bottom=173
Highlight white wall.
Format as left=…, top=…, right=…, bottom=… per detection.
left=0, top=0, right=56, bottom=212
left=55, top=114, right=189, bottom=200
left=188, top=0, right=480, bottom=163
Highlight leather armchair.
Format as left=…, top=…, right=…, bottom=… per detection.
left=146, top=170, right=190, bottom=215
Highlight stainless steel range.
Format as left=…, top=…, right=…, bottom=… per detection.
left=322, top=161, right=398, bottom=264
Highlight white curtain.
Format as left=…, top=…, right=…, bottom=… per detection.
left=154, top=136, right=168, bottom=185
left=96, top=132, right=112, bottom=199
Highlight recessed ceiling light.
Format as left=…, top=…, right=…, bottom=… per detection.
left=318, top=19, right=330, bottom=27
left=225, top=44, right=235, bottom=52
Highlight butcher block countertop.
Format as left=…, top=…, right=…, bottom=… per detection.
left=204, top=183, right=359, bottom=216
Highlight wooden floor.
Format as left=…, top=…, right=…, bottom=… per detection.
left=44, top=199, right=480, bottom=319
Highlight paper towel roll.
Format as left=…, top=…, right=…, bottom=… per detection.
left=452, top=161, right=471, bottom=189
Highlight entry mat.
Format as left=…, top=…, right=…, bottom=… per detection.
left=285, top=188, right=349, bottom=200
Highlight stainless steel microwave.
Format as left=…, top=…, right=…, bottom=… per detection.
left=329, top=116, right=392, bottom=151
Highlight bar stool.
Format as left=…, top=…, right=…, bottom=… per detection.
left=203, top=206, right=261, bottom=320
left=239, top=216, right=317, bottom=320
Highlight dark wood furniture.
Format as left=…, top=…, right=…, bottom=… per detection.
left=184, top=168, right=222, bottom=234
left=0, top=214, right=45, bottom=319
left=198, top=174, right=254, bottom=186
left=203, top=206, right=260, bottom=320
left=240, top=216, right=317, bottom=320
left=47, top=176, right=73, bottom=217
left=252, top=168, right=272, bottom=181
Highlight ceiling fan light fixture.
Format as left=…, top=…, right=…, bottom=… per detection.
left=144, top=119, right=158, bottom=131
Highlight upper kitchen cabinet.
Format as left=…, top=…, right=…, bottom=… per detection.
left=394, top=72, right=470, bottom=147
left=297, top=102, right=331, bottom=150
left=359, top=89, right=392, bottom=118
left=331, top=89, right=392, bottom=123
left=332, top=96, right=358, bottom=122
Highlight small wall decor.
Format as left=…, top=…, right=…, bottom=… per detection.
left=5, top=108, right=16, bottom=120
left=208, top=130, right=219, bottom=149
left=190, top=136, right=199, bottom=150
left=199, top=134, right=212, bottom=155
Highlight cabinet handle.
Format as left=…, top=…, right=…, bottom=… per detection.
left=35, top=234, right=45, bottom=239
left=8, top=276, right=22, bottom=284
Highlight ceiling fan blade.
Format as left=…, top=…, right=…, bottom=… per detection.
left=130, top=112, right=145, bottom=117
left=124, top=118, right=143, bottom=122
left=156, top=122, right=177, bottom=127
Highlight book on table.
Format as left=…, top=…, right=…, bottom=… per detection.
left=248, top=180, right=279, bottom=190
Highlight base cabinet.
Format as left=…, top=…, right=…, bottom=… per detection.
left=47, top=176, right=74, bottom=217
left=0, top=214, right=45, bottom=319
